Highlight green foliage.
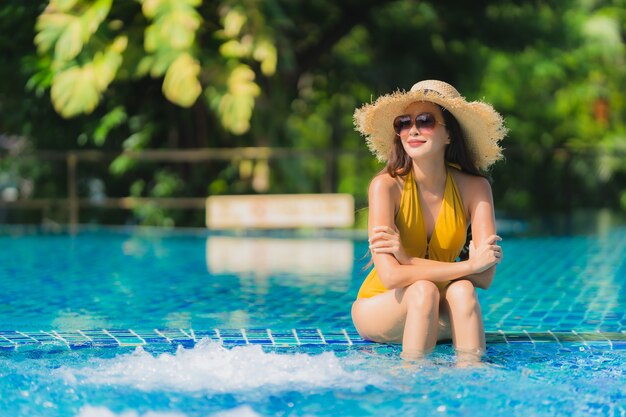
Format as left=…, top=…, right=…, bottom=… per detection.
left=34, top=0, right=126, bottom=117
left=32, top=0, right=278, bottom=136
left=1, top=0, right=626, bottom=227
left=479, top=1, right=626, bottom=213
left=139, top=0, right=203, bottom=107
left=92, top=106, right=127, bottom=146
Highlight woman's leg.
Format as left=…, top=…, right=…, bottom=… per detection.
left=441, top=279, right=485, bottom=357
left=352, top=280, right=449, bottom=359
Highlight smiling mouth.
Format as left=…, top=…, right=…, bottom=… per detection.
left=407, top=139, right=426, bottom=146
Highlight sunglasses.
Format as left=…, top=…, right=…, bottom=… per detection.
left=393, top=113, right=445, bottom=136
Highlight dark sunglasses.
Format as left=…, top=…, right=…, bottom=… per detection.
left=393, top=113, right=445, bottom=136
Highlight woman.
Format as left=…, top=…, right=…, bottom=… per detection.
left=351, top=80, right=507, bottom=361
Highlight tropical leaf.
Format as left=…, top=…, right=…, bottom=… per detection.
left=92, top=35, right=127, bottom=90
left=93, top=106, right=127, bottom=146
left=161, top=10, right=200, bottom=50
left=36, top=0, right=113, bottom=62
left=51, top=65, right=100, bottom=117
left=140, top=0, right=164, bottom=20
left=50, top=36, right=127, bottom=118
left=109, top=155, right=136, bottom=176
left=217, top=64, right=260, bottom=134
left=80, top=0, right=113, bottom=37
left=54, top=17, right=83, bottom=61
left=34, top=13, right=74, bottom=54
left=51, top=0, right=79, bottom=12
left=219, top=39, right=250, bottom=58
left=253, top=38, right=277, bottom=76
left=162, top=53, right=202, bottom=107
left=222, top=7, right=247, bottom=37
left=143, top=23, right=160, bottom=53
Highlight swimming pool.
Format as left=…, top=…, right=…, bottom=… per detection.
left=1, top=225, right=625, bottom=416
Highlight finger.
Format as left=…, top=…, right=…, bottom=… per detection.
left=370, top=232, right=399, bottom=242
left=372, top=226, right=396, bottom=234
left=371, top=246, right=401, bottom=255
left=371, top=247, right=396, bottom=254
left=483, top=235, right=502, bottom=245
left=369, top=241, right=395, bottom=249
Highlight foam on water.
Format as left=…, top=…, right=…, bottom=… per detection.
left=75, top=405, right=261, bottom=417
left=75, top=405, right=187, bottom=417
left=60, top=339, right=380, bottom=394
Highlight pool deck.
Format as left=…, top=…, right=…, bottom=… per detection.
left=1, top=329, right=626, bottom=351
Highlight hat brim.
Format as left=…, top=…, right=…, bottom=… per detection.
left=354, top=89, right=507, bottom=171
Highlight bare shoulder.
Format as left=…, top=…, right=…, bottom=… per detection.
left=449, top=168, right=493, bottom=206
left=369, top=172, right=403, bottom=197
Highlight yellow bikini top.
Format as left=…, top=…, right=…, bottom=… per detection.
left=356, top=167, right=467, bottom=299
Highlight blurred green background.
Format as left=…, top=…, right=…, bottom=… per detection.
left=0, top=0, right=625, bottom=230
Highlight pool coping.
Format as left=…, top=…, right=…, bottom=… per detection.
left=1, top=329, right=625, bottom=351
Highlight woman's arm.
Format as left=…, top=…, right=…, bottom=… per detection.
left=367, top=175, right=500, bottom=290
left=457, top=176, right=500, bottom=289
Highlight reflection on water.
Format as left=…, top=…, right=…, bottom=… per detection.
left=1, top=221, right=624, bottom=332
left=206, top=236, right=353, bottom=277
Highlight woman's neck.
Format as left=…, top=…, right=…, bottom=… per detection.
left=411, top=159, right=447, bottom=191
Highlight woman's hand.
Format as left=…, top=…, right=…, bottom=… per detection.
left=369, top=226, right=410, bottom=264
left=468, top=234, right=503, bottom=274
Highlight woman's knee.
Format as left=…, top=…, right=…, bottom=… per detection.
left=446, top=279, right=479, bottom=314
left=404, top=280, right=440, bottom=311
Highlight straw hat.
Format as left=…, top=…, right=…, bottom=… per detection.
left=353, top=80, right=507, bottom=171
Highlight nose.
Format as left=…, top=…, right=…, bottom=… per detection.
left=408, top=123, right=421, bottom=135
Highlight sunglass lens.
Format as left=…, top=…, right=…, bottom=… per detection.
left=415, top=113, right=436, bottom=130
left=393, top=115, right=412, bottom=134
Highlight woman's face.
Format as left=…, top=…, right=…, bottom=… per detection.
left=395, top=101, right=449, bottom=161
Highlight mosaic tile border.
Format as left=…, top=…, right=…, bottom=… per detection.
left=1, top=329, right=626, bottom=351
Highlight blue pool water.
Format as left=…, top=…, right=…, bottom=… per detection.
left=1, top=225, right=626, bottom=416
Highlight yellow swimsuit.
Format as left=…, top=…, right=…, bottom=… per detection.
left=357, top=167, right=467, bottom=299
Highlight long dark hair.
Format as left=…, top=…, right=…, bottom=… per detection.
left=384, top=105, right=488, bottom=179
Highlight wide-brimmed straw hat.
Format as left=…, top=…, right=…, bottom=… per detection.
left=353, top=80, right=507, bottom=171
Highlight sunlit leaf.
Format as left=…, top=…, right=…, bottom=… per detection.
left=181, top=0, right=202, bottom=7
left=35, top=13, right=73, bottom=54
left=94, top=106, right=127, bottom=146
left=218, top=64, right=260, bottom=134
left=51, top=0, right=78, bottom=12
left=109, top=155, right=136, bottom=176
left=222, top=8, right=246, bottom=37
left=92, top=36, right=127, bottom=90
left=253, top=38, right=277, bottom=76
left=144, top=23, right=159, bottom=53
left=51, top=65, right=100, bottom=117
left=140, top=0, right=164, bottom=19
left=162, top=53, right=202, bottom=107
left=136, top=56, right=155, bottom=76
left=80, top=0, right=113, bottom=36
left=50, top=36, right=126, bottom=118
left=219, top=40, right=249, bottom=58
left=122, top=131, right=151, bottom=150
left=54, top=17, right=83, bottom=61
left=149, top=51, right=179, bottom=77
left=37, top=0, right=112, bottom=61
left=161, top=10, right=200, bottom=50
